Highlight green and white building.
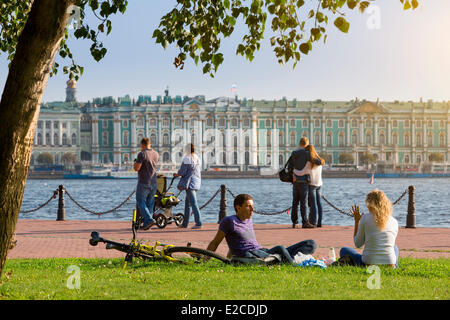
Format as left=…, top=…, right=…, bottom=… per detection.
left=32, top=82, right=450, bottom=170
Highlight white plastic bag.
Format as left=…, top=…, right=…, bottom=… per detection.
left=293, top=252, right=314, bottom=264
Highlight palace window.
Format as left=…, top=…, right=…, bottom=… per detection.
left=207, top=116, right=213, bottom=127
left=265, top=118, right=272, bottom=128
left=46, top=121, right=51, bottom=129
left=123, top=120, right=129, bottom=128
left=290, top=132, right=296, bottom=146
left=71, top=133, right=77, bottom=145
left=416, top=132, right=422, bottom=147
left=245, top=136, right=250, bottom=148
left=62, top=133, right=68, bottom=145
left=404, top=133, right=410, bottom=147
left=351, top=119, right=358, bottom=128
left=54, top=133, right=58, bottom=145
left=219, top=117, right=225, bottom=127
left=379, top=119, right=385, bottom=127
left=404, top=154, right=410, bottom=164
left=150, top=133, right=157, bottom=146
left=37, top=121, right=43, bottom=129
left=54, top=121, right=59, bottom=129
left=103, top=154, right=110, bottom=163
left=366, top=119, right=371, bottom=127
left=326, top=119, right=332, bottom=128
left=379, top=132, right=386, bottom=145
left=45, top=133, right=50, bottom=145
left=314, top=119, right=320, bottom=128
left=427, top=132, right=433, bottom=146
left=233, top=136, right=238, bottom=149
left=245, top=151, right=250, bottom=165
left=163, top=152, right=170, bottom=163
left=314, top=131, right=321, bottom=146
left=277, top=119, right=284, bottom=128
left=175, top=117, right=182, bottom=127
left=290, top=119, right=296, bottom=127
left=150, top=118, right=157, bottom=127
left=326, top=132, right=332, bottom=147
left=427, top=120, right=432, bottom=127
left=440, top=120, right=445, bottom=129
left=366, top=131, right=372, bottom=145
left=338, top=119, right=344, bottom=128
left=440, top=133, right=445, bottom=147
left=266, top=131, right=271, bottom=147
left=302, top=119, right=308, bottom=127
left=137, top=133, right=144, bottom=144
left=123, top=154, right=130, bottom=163
left=243, top=117, right=250, bottom=128
left=163, top=117, right=170, bottom=127
left=163, top=133, right=170, bottom=146
left=102, top=132, right=108, bottom=146
left=416, top=119, right=422, bottom=127
left=338, top=132, right=345, bottom=147
left=137, top=117, right=144, bottom=127
left=405, top=119, right=410, bottom=128
left=351, top=131, right=358, bottom=145
left=231, top=117, right=238, bottom=128
left=392, top=132, right=398, bottom=145
left=393, top=120, right=398, bottom=128
left=233, top=152, right=238, bottom=165
left=279, top=131, right=284, bottom=146
left=101, top=120, right=107, bottom=128
left=123, top=131, right=129, bottom=146
left=36, top=133, right=42, bottom=145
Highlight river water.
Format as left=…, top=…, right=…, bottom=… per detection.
left=20, top=178, right=450, bottom=228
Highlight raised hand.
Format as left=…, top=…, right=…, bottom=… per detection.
left=350, top=205, right=362, bottom=221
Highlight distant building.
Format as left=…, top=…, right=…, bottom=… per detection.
left=32, top=84, right=450, bottom=169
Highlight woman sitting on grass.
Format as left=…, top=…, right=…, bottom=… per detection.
left=340, top=189, right=399, bottom=268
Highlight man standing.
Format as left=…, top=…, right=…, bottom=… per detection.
left=288, top=137, right=316, bottom=229
left=133, top=137, right=159, bottom=230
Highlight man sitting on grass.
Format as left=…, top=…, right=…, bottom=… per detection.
left=207, top=193, right=317, bottom=264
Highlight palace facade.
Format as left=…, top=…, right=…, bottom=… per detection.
left=32, top=81, right=450, bottom=170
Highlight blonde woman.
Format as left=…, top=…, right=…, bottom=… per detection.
left=293, top=144, right=324, bottom=227
left=340, top=189, right=399, bottom=268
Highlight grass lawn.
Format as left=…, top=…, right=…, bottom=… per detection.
left=0, top=258, right=448, bottom=300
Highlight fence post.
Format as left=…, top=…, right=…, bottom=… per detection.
left=57, top=185, right=66, bottom=221
left=406, top=185, right=416, bottom=228
left=218, top=184, right=227, bottom=223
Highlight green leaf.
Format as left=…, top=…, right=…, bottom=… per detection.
left=299, top=43, right=309, bottom=55
left=334, top=17, right=350, bottom=33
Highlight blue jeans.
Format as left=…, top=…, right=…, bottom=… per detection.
left=247, top=240, right=318, bottom=264
left=308, top=185, right=323, bottom=226
left=292, top=180, right=309, bottom=225
left=339, top=246, right=399, bottom=268
left=183, top=189, right=202, bottom=227
left=136, top=183, right=157, bottom=225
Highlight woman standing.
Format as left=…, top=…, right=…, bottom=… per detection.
left=340, top=189, right=399, bottom=268
left=174, top=143, right=202, bottom=229
left=293, top=144, right=324, bottom=227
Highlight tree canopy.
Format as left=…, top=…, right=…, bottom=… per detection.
left=0, top=0, right=419, bottom=79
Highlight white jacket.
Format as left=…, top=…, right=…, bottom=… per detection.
left=293, top=162, right=323, bottom=187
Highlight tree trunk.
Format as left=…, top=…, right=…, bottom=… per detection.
left=0, top=0, right=74, bottom=276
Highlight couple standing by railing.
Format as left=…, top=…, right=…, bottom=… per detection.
left=283, top=137, right=324, bottom=229
left=134, top=138, right=202, bottom=230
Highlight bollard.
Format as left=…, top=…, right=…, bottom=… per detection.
left=57, top=185, right=66, bottom=221
left=218, top=184, right=227, bottom=223
left=406, top=185, right=416, bottom=228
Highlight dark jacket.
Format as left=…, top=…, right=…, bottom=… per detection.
left=287, top=148, right=322, bottom=182
left=287, top=148, right=311, bottom=182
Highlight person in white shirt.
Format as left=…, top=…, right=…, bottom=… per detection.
left=340, top=189, right=399, bottom=268
left=293, top=144, right=324, bottom=227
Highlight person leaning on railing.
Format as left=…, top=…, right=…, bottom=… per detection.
left=339, top=189, right=399, bottom=268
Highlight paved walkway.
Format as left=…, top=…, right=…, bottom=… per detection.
left=9, top=219, right=450, bottom=259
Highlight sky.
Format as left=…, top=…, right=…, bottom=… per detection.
left=0, top=0, right=449, bottom=103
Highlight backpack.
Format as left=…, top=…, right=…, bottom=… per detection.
left=278, top=155, right=294, bottom=183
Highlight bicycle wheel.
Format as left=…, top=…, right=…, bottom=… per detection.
left=164, top=246, right=230, bottom=264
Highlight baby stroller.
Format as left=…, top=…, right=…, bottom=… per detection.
left=134, top=174, right=183, bottom=230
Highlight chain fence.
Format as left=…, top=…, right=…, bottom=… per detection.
left=64, top=188, right=136, bottom=216
left=19, top=185, right=411, bottom=219
left=19, top=189, right=58, bottom=214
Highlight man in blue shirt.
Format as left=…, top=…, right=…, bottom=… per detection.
left=207, top=193, right=317, bottom=264
left=133, top=137, right=159, bottom=230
